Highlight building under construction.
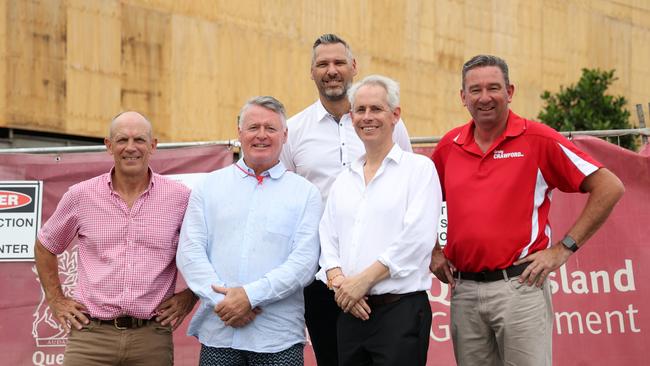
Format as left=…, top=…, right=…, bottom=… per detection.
left=1, top=0, right=649, bottom=147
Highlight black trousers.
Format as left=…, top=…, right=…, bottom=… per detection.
left=337, top=291, right=432, bottom=366
left=304, top=280, right=341, bottom=366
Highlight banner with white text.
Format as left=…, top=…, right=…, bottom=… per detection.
left=0, top=136, right=648, bottom=365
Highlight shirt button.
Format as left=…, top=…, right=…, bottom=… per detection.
left=343, top=163, right=346, bottom=166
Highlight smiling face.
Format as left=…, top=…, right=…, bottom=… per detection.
left=105, top=112, right=156, bottom=180
left=461, top=65, right=514, bottom=132
left=311, top=43, right=357, bottom=102
left=351, top=84, right=400, bottom=150
left=238, top=104, right=287, bottom=175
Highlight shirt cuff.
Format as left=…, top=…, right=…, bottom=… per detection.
left=378, top=255, right=410, bottom=278
left=242, top=282, right=264, bottom=309
left=202, top=291, right=224, bottom=308
left=315, top=267, right=328, bottom=284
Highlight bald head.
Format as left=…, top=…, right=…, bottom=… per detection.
left=109, top=111, right=153, bottom=140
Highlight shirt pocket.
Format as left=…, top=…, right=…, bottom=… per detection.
left=265, top=208, right=299, bottom=238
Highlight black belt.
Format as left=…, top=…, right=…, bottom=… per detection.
left=87, top=315, right=154, bottom=329
left=454, top=262, right=530, bottom=282
left=366, top=291, right=423, bottom=307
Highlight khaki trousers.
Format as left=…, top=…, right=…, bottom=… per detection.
left=450, top=277, right=553, bottom=366
left=63, top=319, right=173, bottom=366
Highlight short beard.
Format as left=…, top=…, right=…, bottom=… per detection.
left=320, top=83, right=350, bottom=102
left=323, top=90, right=347, bottom=102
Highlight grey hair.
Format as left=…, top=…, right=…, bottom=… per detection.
left=311, top=33, right=354, bottom=65
left=347, top=74, right=400, bottom=111
left=237, top=96, right=287, bottom=129
left=109, top=111, right=152, bottom=139
left=461, top=54, right=510, bottom=89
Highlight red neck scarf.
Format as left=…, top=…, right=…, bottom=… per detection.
left=235, top=163, right=265, bottom=185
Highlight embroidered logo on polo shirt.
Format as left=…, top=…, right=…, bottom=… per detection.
left=493, top=150, right=524, bottom=159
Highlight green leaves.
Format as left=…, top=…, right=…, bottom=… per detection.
left=538, top=69, right=635, bottom=150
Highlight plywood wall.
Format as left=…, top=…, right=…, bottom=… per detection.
left=1, top=0, right=649, bottom=141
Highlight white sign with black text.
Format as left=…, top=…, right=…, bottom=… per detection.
left=0, top=181, right=43, bottom=261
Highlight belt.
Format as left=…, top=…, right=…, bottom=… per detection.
left=366, top=291, right=423, bottom=307
left=87, top=315, right=154, bottom=330
left=454, top=262, right=530, bottom=282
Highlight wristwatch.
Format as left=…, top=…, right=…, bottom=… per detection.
left=560, top=235, right=579, bottom=252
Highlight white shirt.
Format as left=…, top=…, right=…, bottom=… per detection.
left=280, top=99, right=412, bottom=204
left=318, top=144, right=443, bottom=295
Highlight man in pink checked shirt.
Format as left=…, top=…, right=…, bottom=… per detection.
left=34, top=111, right=197, bottom=366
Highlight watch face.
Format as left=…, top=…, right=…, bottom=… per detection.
left=562, top=236, right=578, bottom=252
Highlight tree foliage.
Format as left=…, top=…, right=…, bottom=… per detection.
left=538, top=68, right=635, bottom=149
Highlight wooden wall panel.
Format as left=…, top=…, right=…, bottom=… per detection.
left=65, top=0, right=121, bottom=137
left=1, top=0, right=649, bottom=141
left=0, top=0, right=7, bottom=120
left=4, top=0, right=66, bottom=131
left=121, top=4, right=171, bottom=140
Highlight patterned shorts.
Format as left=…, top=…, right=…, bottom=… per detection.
left=199, top=343, right=303, bottom=366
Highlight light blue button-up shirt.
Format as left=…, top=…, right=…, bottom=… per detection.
left=177, top=159, right=321, bottom=352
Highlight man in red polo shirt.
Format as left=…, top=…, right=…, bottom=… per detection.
left=430, top=55, right=625, bottom=366
left=34, top=111, right=197, bottom=365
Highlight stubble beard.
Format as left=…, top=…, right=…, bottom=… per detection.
left=321, top=82, right=350, bottom=102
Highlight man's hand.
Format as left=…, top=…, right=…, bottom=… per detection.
left=228, top=307, right=262, bottom=328
left=48, top=294, right=89, bottom=332
left=212, top=285, right=257, bottom=327
left=335, top=274, right=372, bottom=313
left=329, top=274, right=371, bottom=320
left=35, top=240, right=88, bottom=332
left=155, top=288, right=198, bottom=330
left=347, top=298, right=371, bottom=321
left=429, top=245, right=455, bottom=288
left=514, top=244, right=572, bottom=287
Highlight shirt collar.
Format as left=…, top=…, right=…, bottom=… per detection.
left=453, top=109, right=527, bottom=146
left=351, top=143, right=403, bottom=174
left=235, top=158, right=287, bottom=181
left=106, top=167, right=155, bottom=193
left=315, top=99, right=350, bottom=123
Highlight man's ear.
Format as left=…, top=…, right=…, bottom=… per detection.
left=104, top=137, right=113, bottom=155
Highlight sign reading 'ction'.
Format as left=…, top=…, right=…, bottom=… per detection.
left=0, top=181, right=43, bottom=261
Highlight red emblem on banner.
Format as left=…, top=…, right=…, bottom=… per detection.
left=0, top=191, right=32, bottom=210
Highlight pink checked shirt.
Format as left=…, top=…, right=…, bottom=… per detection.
left=38, top=169, right=190, bottom=320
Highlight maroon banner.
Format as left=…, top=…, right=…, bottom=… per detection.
left=0, top=137, right=648, bottom=365
left=0, top=145, right=232, bottom=366
left=546, top=137, right=649, bottom=365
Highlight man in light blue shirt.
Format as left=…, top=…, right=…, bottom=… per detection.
left=177, top=96, right=322, bottom=365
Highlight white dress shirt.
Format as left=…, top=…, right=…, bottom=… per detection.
left=318, top=144, right=443, bottom=295
left=280, top=99, right=412, bottom=204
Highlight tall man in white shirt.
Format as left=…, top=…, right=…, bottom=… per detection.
left=318, top=75, right=442, bottom=365
left=280, top=33, right=413, bottom=366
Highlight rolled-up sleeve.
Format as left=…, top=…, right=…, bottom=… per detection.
left=378, top=160, right=442, bottom=278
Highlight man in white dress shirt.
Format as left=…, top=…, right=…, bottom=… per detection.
left=318, top=75, right=442, bottom=365
left=280, top=33, right=413, bottom=366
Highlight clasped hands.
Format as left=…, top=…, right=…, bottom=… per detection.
left=328, top=270, right=372, bottom=321
left=212, top=285, right=261, bottom=328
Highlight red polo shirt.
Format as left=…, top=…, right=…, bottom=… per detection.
left=432, top=111, right=602, bottom=272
